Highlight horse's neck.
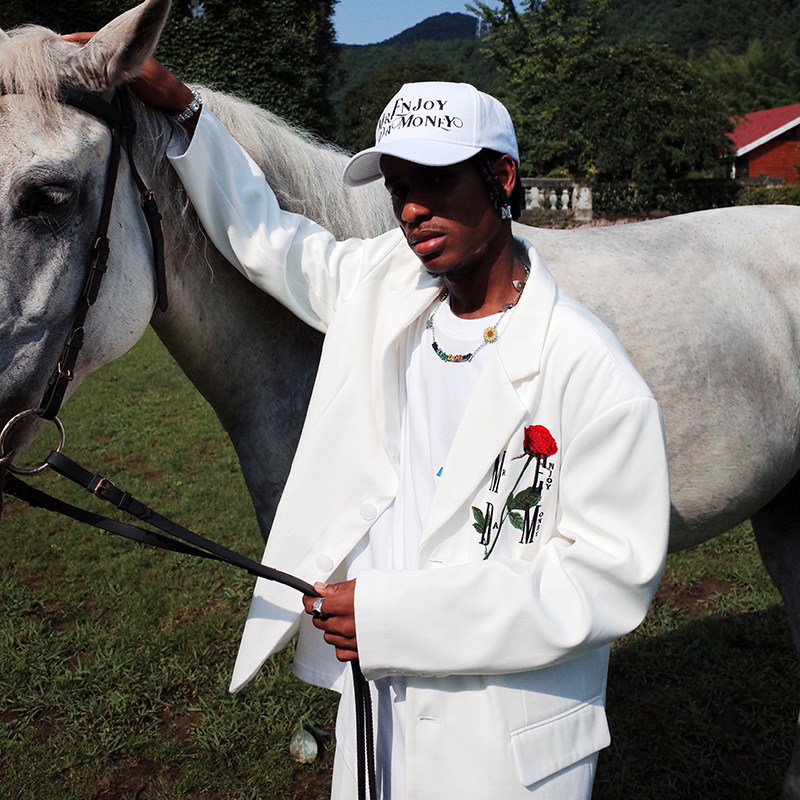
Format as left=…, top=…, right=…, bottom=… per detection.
left=148, top=96, right=394, bottom=537
left=151, top=249, right=322, bottom=535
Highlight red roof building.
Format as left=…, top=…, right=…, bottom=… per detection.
left=730, top=102, right=800, bottom=183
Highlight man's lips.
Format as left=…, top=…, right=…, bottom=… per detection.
left=408, top=230, right=446, bottom=257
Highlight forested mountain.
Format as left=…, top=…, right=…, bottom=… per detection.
left=605, top=0, right=800, bottom=58
left=335, top=0, right=800, bottom=136
left=379, top=11, right=479, bottom=47
left=604, top=0, right=800, bottom=114
left=332, top=12, right=501, bottom=149
left=333, top=13, right=497, bottom=111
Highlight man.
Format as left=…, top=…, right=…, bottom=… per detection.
left=133, top=63, right=670, bottom=799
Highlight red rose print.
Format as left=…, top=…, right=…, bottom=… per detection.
left=523, top=425, right=558, bottom=458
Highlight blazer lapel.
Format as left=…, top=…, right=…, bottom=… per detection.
left=419, top=242, right=558, bottom=553
left=421, top=352, right=528, bottom=549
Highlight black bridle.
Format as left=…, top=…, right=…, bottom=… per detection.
left=39, top=86, right=167, bottom=422
left=0, top=86, right=377, bottom=800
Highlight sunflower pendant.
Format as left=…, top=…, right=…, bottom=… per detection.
left=483, top=325, right=499, bottom=344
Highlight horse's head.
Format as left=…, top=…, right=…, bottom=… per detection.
left=0, top=0, right=171, bottom=464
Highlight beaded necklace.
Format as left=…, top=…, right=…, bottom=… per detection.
left=426, top=264, right=529, bottom=364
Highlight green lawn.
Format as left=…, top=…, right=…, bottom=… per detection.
left=1, top=329, right=796, bottom=799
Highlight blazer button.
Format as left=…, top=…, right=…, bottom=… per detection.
left=316, top=555, right=334, bottom=573
left=360, top=503, right=378, bottom=521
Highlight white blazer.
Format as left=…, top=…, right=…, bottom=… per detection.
left=168, top=110, right=671, bottom=796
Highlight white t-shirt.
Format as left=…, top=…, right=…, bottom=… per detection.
left=339, top=295, right=515, bottom=798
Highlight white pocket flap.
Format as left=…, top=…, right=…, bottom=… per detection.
left=510, top=696, right=611, bottom=787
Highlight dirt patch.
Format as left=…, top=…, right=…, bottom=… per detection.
left=32, top=712, right=54, bottom=743
left=0, top=708, right=21, bottom=725
left=654, top=575, right=737, bottom=619
left=25, top=596, right=62, bottom=622
left=65, top=650, right=91, bottom=672
left=288, top=726, right=336, bottom=800
left=120, top=455, right=167, bottom=484
left=0, top=708, right=58, bottom=743
left=91, top=760, right=157, bottom=800
left=159, top=709, right=201, bottom=742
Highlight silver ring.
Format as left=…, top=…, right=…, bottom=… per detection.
left=311, top=597, right=324, bottom=619
left=0, top=408, right=66, bottom=475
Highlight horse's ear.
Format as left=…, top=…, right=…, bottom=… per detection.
left=70, top=0, right=171, bottom=92
left=0, top=29, right=9, bottom=41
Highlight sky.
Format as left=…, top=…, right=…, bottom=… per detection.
left=332, top=0, right=479, bottom=46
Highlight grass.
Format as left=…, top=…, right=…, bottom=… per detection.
left=1, top=328, right=797, bottom=799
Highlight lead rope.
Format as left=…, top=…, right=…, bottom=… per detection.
left=353, top=663, right=378, bottom=800
left=6, top=84, right=375, bottom=797
left=3, top=450, right=376, bottom=798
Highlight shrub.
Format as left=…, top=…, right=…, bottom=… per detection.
left=592, top=179, right=741, bottom=214
left=735, top=184, right=800, bottom=206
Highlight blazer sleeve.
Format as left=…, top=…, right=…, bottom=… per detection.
left=354, top=396, right=670, bottom=680
left=167, top=109, right=404, bottom=333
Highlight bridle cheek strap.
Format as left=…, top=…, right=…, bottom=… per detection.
left=38, top=87, right=167, bottom=422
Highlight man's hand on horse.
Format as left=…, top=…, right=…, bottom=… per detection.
left=303, top=579, right=359, bottom=662
left=62, top=33, right=198, bottom=133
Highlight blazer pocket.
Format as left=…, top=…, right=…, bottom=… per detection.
left=510, top=695, right=611, bottom=787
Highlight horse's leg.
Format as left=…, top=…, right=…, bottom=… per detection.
left=752, top=469, right=800, bottom=800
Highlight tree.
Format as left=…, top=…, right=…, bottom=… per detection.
left=698, top=39, right=800, bottom=115
left=0, top=0, right=133, bottom=32
left=157, top=0, right=339, bottom=138
left=472, top=0, right=732, bottom=187
left=470, top=0, right=611, bottom=175
left=562, top=44, right=733, bottom=188
left=0, top=0, right=340, bottom=139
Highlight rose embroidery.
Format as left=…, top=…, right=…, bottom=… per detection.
left=473, top=424, right=558, bottom=558
left=523, top=425, right=558, bottom=459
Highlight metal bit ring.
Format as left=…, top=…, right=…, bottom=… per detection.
left=0, top=408, right=65, bottom=475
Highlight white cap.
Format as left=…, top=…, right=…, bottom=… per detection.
left=342, top=81, right=519, bottom=187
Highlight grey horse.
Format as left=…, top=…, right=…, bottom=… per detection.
left=1, top=0, right=799, bottom=794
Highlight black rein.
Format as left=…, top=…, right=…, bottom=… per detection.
left=2, top=85, right=377, bottom=800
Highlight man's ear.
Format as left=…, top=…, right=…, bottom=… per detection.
left=493, top=154, right=518, bottom=200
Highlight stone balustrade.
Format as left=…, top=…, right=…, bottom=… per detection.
left=520, top=178, right=593, bottom=223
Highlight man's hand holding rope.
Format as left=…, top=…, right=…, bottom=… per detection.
left=302, top=579, right=359, bottom=662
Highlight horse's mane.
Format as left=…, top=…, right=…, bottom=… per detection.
left=196, top=90, right=395, bottom=240
left=0, top=26, right=395, bottom=247
left=0, top=26, right=66, bottom=110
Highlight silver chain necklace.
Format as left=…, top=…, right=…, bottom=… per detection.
left=426, top=264, right=530, bottom=364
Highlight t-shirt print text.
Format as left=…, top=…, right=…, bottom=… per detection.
left=375, top=97, right=464, bottom=143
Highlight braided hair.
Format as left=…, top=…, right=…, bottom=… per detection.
left=471, top=149, right=524, bottom=221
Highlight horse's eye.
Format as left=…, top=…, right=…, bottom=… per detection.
left=18, top=184, right=77, bottom=222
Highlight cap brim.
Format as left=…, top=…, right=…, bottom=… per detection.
left=342, top=139, right=482, bottom=187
